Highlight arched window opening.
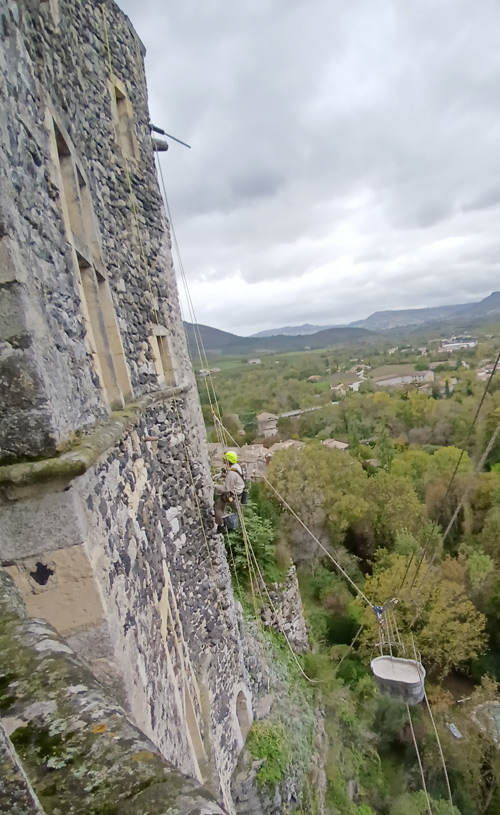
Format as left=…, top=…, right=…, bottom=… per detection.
left=236, top=690, right=251, bottom=741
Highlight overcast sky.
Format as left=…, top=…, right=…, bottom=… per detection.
left=116, top=0, right=500, bottom=336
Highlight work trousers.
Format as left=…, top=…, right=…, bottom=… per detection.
left=214, top=493, right=239, bottom=525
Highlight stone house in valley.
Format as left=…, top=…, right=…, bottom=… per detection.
left=321, top=439, right=349, bottom=451
left=256, top=411, right=279, bottom=438
left=374, top=370, right=434, bottom=387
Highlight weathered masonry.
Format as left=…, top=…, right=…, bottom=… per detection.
left=0, top=1, right=254, bottom=811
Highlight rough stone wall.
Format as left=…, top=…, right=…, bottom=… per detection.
left=261, top=566, right=309, bottom=654
left=231, top=616, right=322, bottom=815
left=0, top=1, right=255, bottom=811
left=1, top=393, right=254, bottom=811
left=0, top=0, right=193, bottom=461
left=0, top=568, right=229, bottom=815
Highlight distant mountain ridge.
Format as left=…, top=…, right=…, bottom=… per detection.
left=184, top=291, right=500, bottom=358
left=254, top=292, right=500, bottom=335
left=184, top=322, right=376, bottom=357
left=349, top=303, right=470, bottom=331
left=252, top=323, right=336, bottom=337
left=455, top=291, right=500, bottom=321
left=351, top=292, right=500, bottom=331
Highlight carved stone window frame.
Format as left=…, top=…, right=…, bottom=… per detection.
left=46, top=106, right=132, bottom=409
left=108, top=75, right=140, bottom=161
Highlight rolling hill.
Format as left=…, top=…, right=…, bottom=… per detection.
left=183, top=322, right=378, bottom=358
left=251, top=323, right=336, bottom=337
left=350, top=303, right=470, bottom=331
left=184, top=292, right=500, bottom=358
left=350, top=292, right=500, bottom=331
left=234, top=292, right=500, bottom=339
left=455, top=291, right=500, bottom=322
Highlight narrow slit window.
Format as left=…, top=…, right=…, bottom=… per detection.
left=77, top=168, right=100, bottom=260
left=112, top=84, right=138, bottom=159
left=96, top=272, right=132, bottom=401
left=184, top=686, right=206, bottom=768
left=236, top=690, right=251, bottom=741
left=50, top=114, right=132, bottom=410
left=149, top=331, right=176, bottom=387
left=54, top=125, right=85, bottom=246
left=77, top=255, right=124, bottom=409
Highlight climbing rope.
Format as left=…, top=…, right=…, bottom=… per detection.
left=213, top=414, right=374, bottom=609
left=411, top=418, right=500, bottom=597
left=410, top=635, right=455, bottom=815
left=233, top=498, right=324, bottom=685
left=400, top=348, right=500, bottom=595
left=153, top=149, right=226, bottom=448
left=152, top=107, right=326, bottom=688
left=389, top=605, right=405, bottom=655
left=407, top=702, right=434, bottom=815
left=224, top=526, right=243, bottom=599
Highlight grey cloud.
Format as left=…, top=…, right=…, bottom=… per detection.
left=462, top=187, right=500, bottom=213
left=117, top=0, right=500, bottom=333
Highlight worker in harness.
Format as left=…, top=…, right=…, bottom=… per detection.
left=214, top=451, right=245, bottom=533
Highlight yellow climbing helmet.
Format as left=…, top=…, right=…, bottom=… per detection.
left=224, top=451, right=238, bottom=464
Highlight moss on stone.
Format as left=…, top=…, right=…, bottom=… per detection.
left=10, top=725, right=66, bottom=762
left=0, top=385, right=189, bottom=486
left=0, top=670, right=18, bottom=705
left=247, top=720, right=291, bottom=788
left=0, top=568, right=226, bottom=814
left=0, top=692, right=18, bottom=710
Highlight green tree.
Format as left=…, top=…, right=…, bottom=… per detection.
left=225, top=501, right=281, bottom=584
left=363, top=471, right=426, bottom=547
left=361, top=553, right=487, bottom=678
left=266, top=445, right=369, bottom=563
left=374, top=425, right=395, bottom=470
left=391, top=449, right=432, bottom=500
left=479, top=506, right=500, bottom=562
left=462, top=546, right=495, bottom=593
left=468, top=472, right=500, bottom=534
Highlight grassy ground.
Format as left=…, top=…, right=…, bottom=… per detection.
left=329, top=373, right=358, bottom=386
left=368, top=363, right=420, bottom=380
left=196, top=355, right=249, bottom=372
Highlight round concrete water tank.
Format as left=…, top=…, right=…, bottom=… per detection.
left=371, top=656, right=426, bottom=705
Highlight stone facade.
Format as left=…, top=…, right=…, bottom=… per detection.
left=0, top=1, right=254, bottom=811
left=261, top=566, right=309, bottom=654
left=0, top=568, right=229, bottom=815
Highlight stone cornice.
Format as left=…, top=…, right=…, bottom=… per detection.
left=0, top=384, right=190, bottom=487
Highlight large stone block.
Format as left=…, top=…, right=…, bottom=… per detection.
left=4, top=543, right=105, bottom=636
left=0, top=484, right=86, bottom=560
